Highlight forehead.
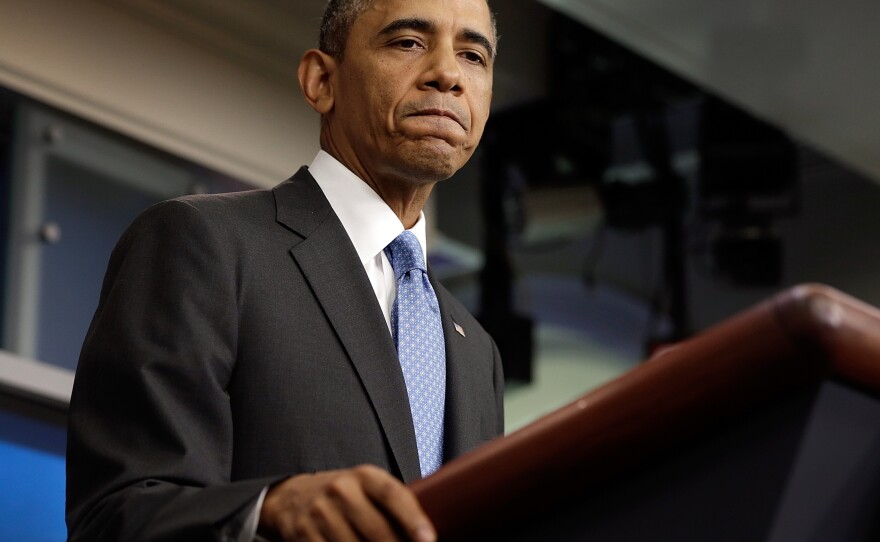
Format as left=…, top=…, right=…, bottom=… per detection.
left=354, top=0, right=494, bottom=42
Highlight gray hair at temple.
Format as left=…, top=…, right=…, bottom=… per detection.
left=318, top=0, right=498, bottom=59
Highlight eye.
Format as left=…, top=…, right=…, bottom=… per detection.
left=461, top=50, right=486, bottom=66
left=395, top=38, right=423, bottom=50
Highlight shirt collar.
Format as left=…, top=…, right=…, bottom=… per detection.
left=308, top=150, right=428, bottom=265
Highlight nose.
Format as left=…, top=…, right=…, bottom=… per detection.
left=419, top=46, right=462, bottom=94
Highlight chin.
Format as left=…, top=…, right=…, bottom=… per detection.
left=402, top=154, right=461, bottom=181
left=395, top=140, right=473, bottom=181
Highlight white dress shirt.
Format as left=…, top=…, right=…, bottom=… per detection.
left=244, top=151, right=429, bottom=541
left=309, top=149, right=429, bottom=333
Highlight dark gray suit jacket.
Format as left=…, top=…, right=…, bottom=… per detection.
left=66, top=168, right=504, bottom=541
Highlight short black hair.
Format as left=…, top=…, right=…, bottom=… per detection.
left=319, top=0, right=371, bottom=59
left=318, top=0, right=498, bottom=60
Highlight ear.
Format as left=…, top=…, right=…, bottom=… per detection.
left=298, top=49, right=336, bottom=115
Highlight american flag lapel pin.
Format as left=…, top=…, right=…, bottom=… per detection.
left=453, top=321, right=466, bottom=337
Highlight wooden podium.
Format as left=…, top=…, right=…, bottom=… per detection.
left=411, top=284, right=880, bottom=541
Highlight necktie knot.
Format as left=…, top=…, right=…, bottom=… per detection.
left=385, top=231, right=426, bottom=280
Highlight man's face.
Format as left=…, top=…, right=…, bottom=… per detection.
left=325, top=0, right=495, bottom=186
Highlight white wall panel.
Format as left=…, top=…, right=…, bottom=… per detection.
left=0, top=0, right=318, bottom=187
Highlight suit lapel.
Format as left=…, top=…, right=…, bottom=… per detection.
left=273, top=169, right=422, bottom=482
left=432, top=278, right=483, bottom=460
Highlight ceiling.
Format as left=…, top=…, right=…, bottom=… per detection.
left=105, top=0, right=325, bottom=86
left=540, top=0, right=880, bottom=183
left=100, top=0, right=880, bottom=183
left=104, top=0, right=550, bottom=110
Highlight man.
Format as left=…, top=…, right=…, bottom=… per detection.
left=66, top=0, right=502, bottom=541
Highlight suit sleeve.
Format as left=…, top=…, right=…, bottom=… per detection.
left=492, top=340, right=505, bottom=435
left=66, top=200, right=283, bottom=542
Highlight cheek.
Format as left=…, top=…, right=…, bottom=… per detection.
left=349, top=65, right=390, bottom=107
left=357, top=86, right=392, bottom=134
left=373, top=61, right=410, bottom=103
left=469, top=75, right=493, bottom=116
left=470, top=93, right=493, bottom=138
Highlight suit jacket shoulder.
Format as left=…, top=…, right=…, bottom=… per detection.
left=67, top=168, right=503, bottom=541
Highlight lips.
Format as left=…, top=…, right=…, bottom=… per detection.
left=404, top=102, right=469, bottom=132
left=410, top=109, right=465, bottom=130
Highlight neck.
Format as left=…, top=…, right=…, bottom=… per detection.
left=320, top=136, right=436, bottom=230
left=380, top=185, right=433, bottom=230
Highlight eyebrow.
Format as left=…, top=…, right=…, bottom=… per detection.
left=378, top=17, right=496, bottom=59
left=462, top=28, right=496, bottom=60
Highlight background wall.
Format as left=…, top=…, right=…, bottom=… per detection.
left=539, top=0, right=880, bottom=184
left=0, top=0, right=316, bottom=187
left=1, top=1, right=880, bottom=536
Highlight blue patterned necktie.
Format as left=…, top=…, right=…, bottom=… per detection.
left=385, top=231, right=446, bottom=477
